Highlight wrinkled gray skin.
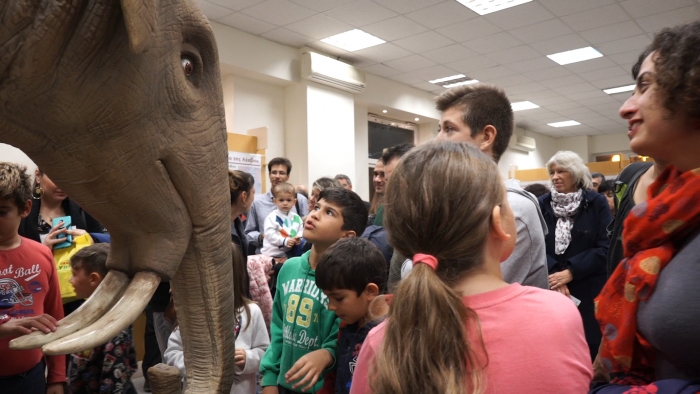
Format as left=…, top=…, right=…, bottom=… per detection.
left=0, top=0, right=235, bottom=392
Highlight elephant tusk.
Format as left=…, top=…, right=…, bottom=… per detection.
left=10, top=271, right=130, bottom=350
left=41, top=271, right=161, bottom=355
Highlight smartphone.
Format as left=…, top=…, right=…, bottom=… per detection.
left=52, top=216, right=73, bottom=249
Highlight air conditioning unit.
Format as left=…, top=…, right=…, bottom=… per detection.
left=509, top=135, right=537, bottom=152
left=301, top=52, right=366, bottom=94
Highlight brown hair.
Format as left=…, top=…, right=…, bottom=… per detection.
left=267, top=157, right=292, bottom=175
left=0, top=162, right=32, bottom=211
left=374, top=141, right=504, bottom=394
left=231, top=243, right=252, bottom=329
left=435, top=84, right=513, bottom=162
left=644, top=21, right=700, bottom=120
left=71, top=243, right=110, bottom=278
left=272, top=182, right=295, bottom=198
left=229, top=170, right=254, bottom=205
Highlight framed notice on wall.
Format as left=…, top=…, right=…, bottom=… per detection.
left=228, top=151, right=263, bottom=195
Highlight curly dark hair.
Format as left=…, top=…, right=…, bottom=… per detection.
left=644, top=21, right=700, bottom=120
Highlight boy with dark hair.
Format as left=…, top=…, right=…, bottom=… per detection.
left=260, top=188, right=368, bottom=394
left=315, top=238, right=387, bottom=394
left=68, top=243, right=138, bottom=394
left=0, top=162, right=65, bottom=394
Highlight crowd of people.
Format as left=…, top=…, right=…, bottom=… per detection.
left=0, top=20, right=699, bottom=394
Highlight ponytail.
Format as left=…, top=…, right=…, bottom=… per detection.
left=371, top=263, right=486, bottom=394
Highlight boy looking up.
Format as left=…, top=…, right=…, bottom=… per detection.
left=315, top=238, right=387, bottom=394
left=67, top=243, right=138, bottom=394
left=260, top=188, right=368, bottom=394
left=0, top=162, right=65, bottom=394
left=262, top=182, right=304, bottom=260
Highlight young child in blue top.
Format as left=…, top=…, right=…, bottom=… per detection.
left=260, top=188, right=368, bottom=394
left=315, top=238, right=387, bottom=394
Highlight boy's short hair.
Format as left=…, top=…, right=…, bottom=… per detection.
left=268, top=157, right=292, bottom=175
left=272, top=182, right=295, bottom=198
left=333, top=174, right=351, bottom=187
left=318, top=188, right=368, bottom=236
left=70, top=243, right=109, bottom=278
left=316, top=238, right=387, bottom=295
left=381, top=143, right=415, bottom=165
left=0, top=162, right=31, bottom=211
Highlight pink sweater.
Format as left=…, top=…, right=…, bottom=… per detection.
left=350, top=284, right=592, bottom=394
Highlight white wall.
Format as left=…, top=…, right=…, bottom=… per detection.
left=555, top=135, right=590, bottom=162
left=588, top=133, right=631, bottom=157
left=354, top=105, right=369, bottom=200
left=284, top=83, right=308, bottom=188
left=498, top=128, right=557, bottom=178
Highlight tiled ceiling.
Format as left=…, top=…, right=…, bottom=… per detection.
left=199, top=0, right=700, bottom=138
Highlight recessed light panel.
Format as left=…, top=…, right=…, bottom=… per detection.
left=429, top=74, right=466, bottom=84
left=511, top=101, right=540, bottom=112
left=547, top=47, right=603, bottom=65
left=443, top=79, right=479, bottom=88
left=603, top=84, right=635, bottom=95
left=321, top=29, right=386, bottom=52
left=548, top=120, right=581, bottom=128
left=414, top=118, right=420, bottom=121
left=456, top=0, right=532, bottom=15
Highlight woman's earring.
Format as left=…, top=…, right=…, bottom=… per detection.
left=33, top=184, right=44, bottom=199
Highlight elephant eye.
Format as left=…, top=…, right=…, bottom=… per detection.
left=181, top=57, right=194, bottom=76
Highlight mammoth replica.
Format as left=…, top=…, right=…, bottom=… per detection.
left=1, top=0, right=237, bottom=392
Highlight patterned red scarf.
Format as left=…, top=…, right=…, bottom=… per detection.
left=595, top=166, right=700, bottom=384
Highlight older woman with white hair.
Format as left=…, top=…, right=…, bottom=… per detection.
left=539, top=150, right=612, bottom=361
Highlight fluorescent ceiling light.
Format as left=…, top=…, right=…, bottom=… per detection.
left=548, top=120, right=581, bottom=128
left=511, top=101, right=540, bottom=111
left=604, top=84, right=635, bottom=95
left=414, top=118, right=420, bottom=121
left=443, top=79, right=479, bottom=88
left=321, top=29, right=385, bottom=52
left=382, top=110, right=387, bottom=113
left=547, top=47, right=603, bottom=65
left=456, top=0, right=532, bottom=15
left=429, top=74, right=466, bottom=84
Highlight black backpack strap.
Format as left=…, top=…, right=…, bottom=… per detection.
left=614, top=162, right=653, bottom=208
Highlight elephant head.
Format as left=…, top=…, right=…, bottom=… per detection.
left=1, top=0, right=236, bottom=392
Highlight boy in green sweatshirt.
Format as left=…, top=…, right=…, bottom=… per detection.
left=261, top=188, right=368, bottom=394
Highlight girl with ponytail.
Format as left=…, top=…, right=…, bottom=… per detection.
left=350, top=141, right=592, bottom=394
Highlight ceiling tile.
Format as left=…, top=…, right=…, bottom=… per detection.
left=394, top=31, right=455, bottom=53
left=446, top=56, right=499, bottom=74
left=485, top=45, right=542, bottom=64
left=507, top=19, right=575, bottom=44
left=405, top=1, right=478, bottom=29
left=505, top=81, right=548, bottom=95
left=470, top=66, right=516, bottom=80
left=406, top=65, right=460, bottom=81
left=505, top=57, right=558, bottom=73
left=484, top=2, right=555, bottom=30
left=530, top=34, right=592, bottom=56
left=378, top=0, right=444, bottom=13
left=578, top=95, right=619, bottom=107
left=556, top=108, right=594, bottom=118
left=539, top=74, right=586, bottom=88
left=590, top=75, right=637, bottom=90
left=411, top=81, right=441, bottom=92
left=561, top=4, right=631, bottom=32
left=288, top=0, right=354, bottom=12
left=285, top=14, right=353, bottom=39
left=388, top=73, right=425, bottom=85
left=562, top=57, right=618, bottom=74
left=360, top=63, right=402, bottom=77
left=620, top=0, right=695, bottom=18
left=240, top=0, right=316, bottom=26
left=567, top=90, right=608, bottom=101
left=199, top=0, right=236, bottom=19
left=437, top=18, right=502, bottom=42
left=552, top=82, right=599, bottom=96
left=635, top=6, right=700, bottom=33
left=579, top=21, right=646, bottom=44
left=577, top=65, right=630, bottom=82
left=539, top=0, right=616, bottom=17
left=362, top=16, right=429, bottom=41
left=261, top=27, right=314, bottom=46
left=522, top=66, right=572, bottom=82
left=352, top=43, right=413, bottom=63
left=487, top=74, right=534, bottom=88
left=323, top=0, right=397, bottom=27
left=384, top=54, right=437, bottom=73
left=306, top=41, right=349, bottom=57
left=216, top=12, right=276, bottom=34
left=207, top=0, right=263, bottom=11
left=609, top=49, right=645, bottom=68
left=546, top=101, right=581, bottom=111
left=462, top=32, right=523, bottom=55
left=596, top=35, right=651, bottom=56
left=422, top=44, right=478, bottom=64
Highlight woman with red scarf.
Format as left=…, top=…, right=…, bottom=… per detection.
left=593, top=21, right=700, bottom=394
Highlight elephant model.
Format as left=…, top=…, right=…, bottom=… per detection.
left=0, top=0, right=236, bottom=392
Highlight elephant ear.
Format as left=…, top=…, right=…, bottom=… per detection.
left=120, top=0, right=156, bottom=54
